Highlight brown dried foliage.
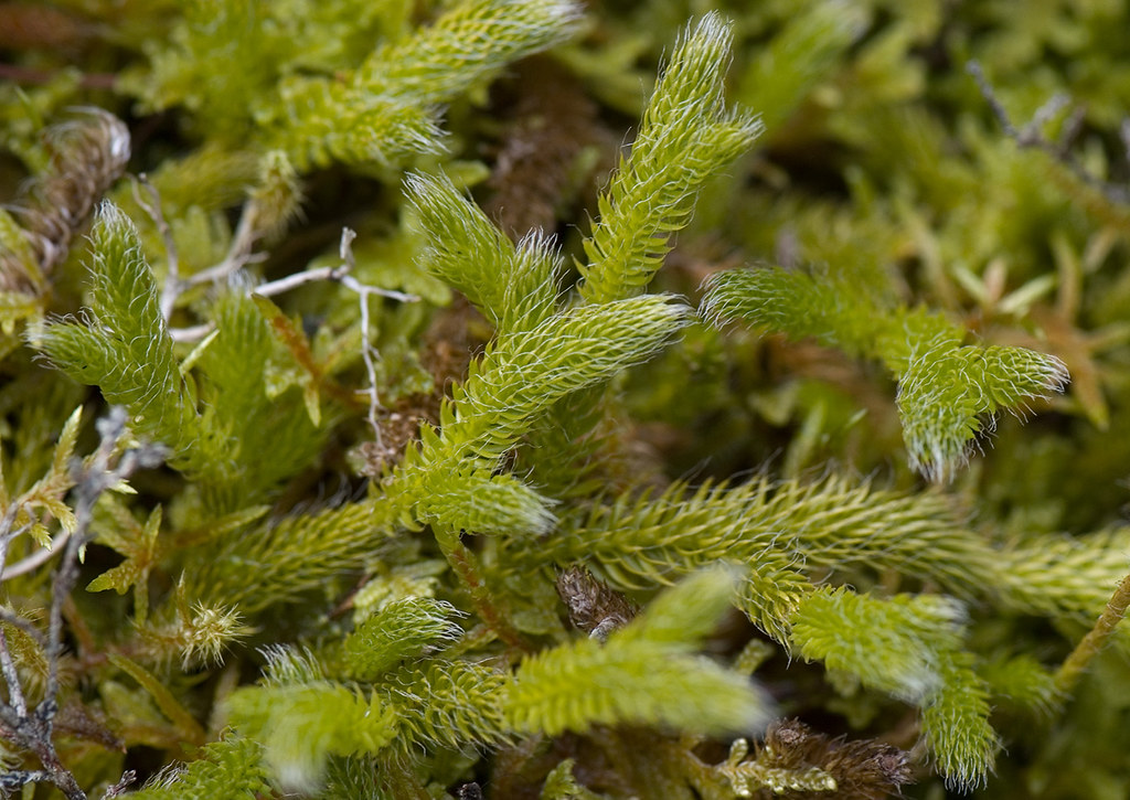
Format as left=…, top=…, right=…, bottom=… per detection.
left=756, top=719, right=912, bottom=800
left=358, top=299, right=484, bottom=476
left=53, top=698, right=124, bottom=753
left=0, top=3, right=96, bottom=51
left=484, top=56, right=610, bottom=239
left=2, top=109, right=130, bottom=292
left=555, top=565, right=639, bottom=641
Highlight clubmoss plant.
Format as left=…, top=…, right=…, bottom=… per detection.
left=3, top=1, right=1130, bottom=799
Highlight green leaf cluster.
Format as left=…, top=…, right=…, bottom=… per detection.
left=701, top=266, right=1068, bottom=481
left=33, top=208, right=324, bottom=512
left=3, top=2, right=1130, bottom=799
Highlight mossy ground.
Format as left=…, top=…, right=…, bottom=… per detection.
left=2, top=1, right=1130, bottom=798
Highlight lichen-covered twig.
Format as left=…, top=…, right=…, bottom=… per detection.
left=967, top=60, right=1130, bottom=207
left=0, top=408, right=164, bottom=799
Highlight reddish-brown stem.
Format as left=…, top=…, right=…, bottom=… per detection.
left=443, top=537, right=531, bottom=652
left=0, top=64, right=115, bottom=89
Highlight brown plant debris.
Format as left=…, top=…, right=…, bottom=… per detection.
left=555, top=565, right=639, bottom=641
left=484, top=56, right=609, bottom=239
left=0, top=3, right=97, bottom=51
left=358, top=298, right=484, bottom=476
left=754, top=719, right=913, bottom=800
left=2, top=108, right=130, bottom=293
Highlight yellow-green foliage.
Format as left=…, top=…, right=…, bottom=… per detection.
left=33, top=206, right=205, bottom=472
left=406, top=172, right=560, bottom=333
left=124, top=738, right=270, bottom=800
left=701, top=267, right=1069, bottom=481
left=506, top=570, right=773, bottom=737
left=343, top=597, right=463, bottom=679
left=226, top=681, right=399, bottom=792
left=4, top=2, right=1130, bottom=799
left=578, top=13, right=762, bottom=304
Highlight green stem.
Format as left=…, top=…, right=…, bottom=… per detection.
left=1055, top=571, right=1130, bottom=694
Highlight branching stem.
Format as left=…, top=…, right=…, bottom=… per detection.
left=1, top=529, right=71, bottom=581
left=0, top=409, right=164, bottom=799
left=968, top=60, right=1130, bottom=206
left=0, top=628, right=27, bottom=717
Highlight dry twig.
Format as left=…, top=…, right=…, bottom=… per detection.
left=0, top=408, right=164, bottom=799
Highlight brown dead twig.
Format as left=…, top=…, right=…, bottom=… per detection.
left=1, top=109, right=130, bottom=293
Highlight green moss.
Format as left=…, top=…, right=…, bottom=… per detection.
left=3, top=2, right=1130, bottom=798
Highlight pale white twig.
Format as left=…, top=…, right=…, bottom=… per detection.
left=254, top=264, right=349, bottom=296
left=0, top=529, right=71, bottom=581
left=337, top=229, right=383, bottom=439
left=164, top=231, right=418, bottom=343
left=182, top=204, right=268, bottom=291
left=169, top=322, right=216, bottom=343
left=142, top=183, right=266, bottom=322
left=252, top=263, right=418, bottom=303
left=167, top=227, right=419, bottom=451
